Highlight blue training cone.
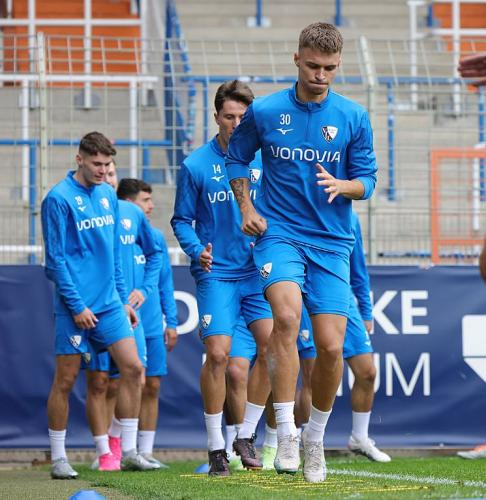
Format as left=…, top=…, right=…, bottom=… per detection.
left=194, top=462, right=210, bottom=474
left=69, top=490, right=106, bottom=500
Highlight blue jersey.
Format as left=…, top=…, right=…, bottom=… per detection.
left=140, top=227, right=178, bottom=338
left=226, top=84, right=377, bottom=256
left=171, top=136, right=262, bottom=281
left=117, top=200, right=162, bottom=301
left=41, top=171, right=127, bottom=316
left=349, top=212, right=372, bottom=321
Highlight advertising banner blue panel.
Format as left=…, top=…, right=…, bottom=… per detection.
left=0, top=265, right=485, bottom=448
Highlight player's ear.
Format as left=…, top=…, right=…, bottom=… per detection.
left=294, top=52, right=299, bottom=67
left=75, top=153, right=83, bottom=168
left=213, top=111, right=219, bottom=126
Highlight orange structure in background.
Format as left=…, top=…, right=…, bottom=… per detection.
left=2, top=0, right=141, bottom=81
left=430, top=148, right=486, bottom=264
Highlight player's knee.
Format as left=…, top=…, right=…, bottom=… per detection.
left=143, top=377, right=161, bottom=398
left=316, top=342, right=342, bottom=362
left=87, top=373, right=109, bottom=396
left=356, top=365, right=376, bottom=386
left=273, top=308, right=300, bottom=334
left=206, top=348, right=229, bottom=369
left=226, top=363, right=247, bottom=386
left=54, top=370, right=78, bottom=394
left=120, top=359, right=143, bottom=382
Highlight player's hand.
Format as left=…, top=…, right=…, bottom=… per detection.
left=73, top=307, right=98, bottom=330
left=124, top=304, right=138, bottom=328
left=199, top=243, right=213, bottom=272
left=315, top=163, right=346, bottom=203
left=241, top=208, right=267, bottom=237
left=458, top=53, right=486, bottom=84
left=479, top=240, right=486, bottom=282
left=164, top=327, right=178, bottom=352
left=128, top=288, right=145, bottom=309
left=364, top=319, right=373, bottom=334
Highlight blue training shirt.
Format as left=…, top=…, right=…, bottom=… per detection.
left=41, top=170, right=128, bottom=316
left=117, top=200, right=162, bottom=303
left=171, top=135, right=263, bottom=281
left=226, top=84, right=377, bottom=257
left=349, top=211, right=373, bottom=321
left=140, top=227, right=178, bottom=338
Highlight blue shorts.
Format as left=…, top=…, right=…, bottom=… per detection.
left=253, top=236, right=350, bottom=317
left=343, top=299, right=373, bottom=359
left=81, top=314, right=147, bottom=373
left=196, top=274, right=272, bottom=340
left=146, top=335, right=167, bottom=377
left=55, top=303, right=134, bottom=356
left=297, top=308, right=317, bottom=360
left=230, top=318, right=257, bottom=362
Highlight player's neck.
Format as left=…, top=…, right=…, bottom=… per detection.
left=73, top=169, right=93, bottom=188
left=296, top=83, right=329, bottom=104
left=216, top=134, right=228, bottom=153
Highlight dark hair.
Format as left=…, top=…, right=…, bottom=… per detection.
left=214, top=80, right=254, bottom=113
left=299, top=22, right=343, bottom=54
left=117, top=178, right=152, bottom=200
left=79, top=131, right=116, bottom=157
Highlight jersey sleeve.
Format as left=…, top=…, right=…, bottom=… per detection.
left=347, top=111, right=377, bottom=200
left=225, top=105, right=261, bottom=181
left=170, top=163, right=205, bottom=260
left=41, top=195, right=86, bottom=315
left=349, top=215, right=373, bottom=321
left=136, top=213, right=163, bottom=299
left=157, top=233, right=178, bottom=329
left=113, top=197, right=129, bottom=305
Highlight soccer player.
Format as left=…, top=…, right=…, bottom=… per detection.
left=41, top=132, right=146, bottom=479
left=226, top=23, right=377, bottom=482
left=171, top=80, right=273, bottom=476
left=116, top=178, right=179, bottom=468
left=84, top=164, right=163, bottom=472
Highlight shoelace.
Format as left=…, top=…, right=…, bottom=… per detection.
left=280, top=435, right=300, bottom=459
left=305, top=442, right=323, bottom=470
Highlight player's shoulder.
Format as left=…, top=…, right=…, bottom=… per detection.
left=183, top=139, right=220, bottom=173
left=253, top=87, right=291, bottom=113
left=118, top=198, right=144, bottom=218
left=329, top=90, right=368, bottom=117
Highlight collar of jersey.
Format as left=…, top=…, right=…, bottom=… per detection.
left=210, top=136, right=224, bottom=157
left=67, top=170, right=96, bottom=194
left=290, top=83, right=332, bottom=112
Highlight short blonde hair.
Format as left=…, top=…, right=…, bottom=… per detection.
left=298, top=22, right=343, bottom=54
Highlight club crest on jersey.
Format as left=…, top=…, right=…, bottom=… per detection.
left=100, top=197, right=110, bottom=210
left=300, top=329, right=310, bottom=342
left=260, top=262, right=272, bottom=279
left=82, top=352, right=91, bottom=364
left=250, top=168, right=261, bottom=183
left=322, top=125, right=338, bottom=142
left=201, top=314, right=212, bottom=329
left=69, top=335, right=82, bottom=349
left=121, top=218, right=132, bottom=231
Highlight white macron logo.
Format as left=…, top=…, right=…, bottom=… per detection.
left=260, top=262, right=272, bottom=279
left=211, top=175, right=225, bottom=182
left=276, top=127, right=293, bottom=135
left=69, top=335, right=82, bottom=349
left=462, top=315, right=486, bottom=382
left=201, top=314, right=212, bottom=329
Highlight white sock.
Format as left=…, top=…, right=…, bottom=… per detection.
left=304, top=406, right=332, bottom=443
left=120, top=418, right=139, bottom=453
left=204, top=412, right=225, bottom=451
left=351, top=411, right=371, bottom=441
left=238, top=402, right=265, bottom=439
left=93, top=434, right=111, bottom=457
left=49, top=429, right=67, bottom=461
left=225, top=424, right=238, bottom=455
left=263, top=424, right=277, bottom=448
left=273, top=401, right=297, bottom=438
left=108, top=417, right=122, bottom=438
left=138, top=430, right=156, bottom=455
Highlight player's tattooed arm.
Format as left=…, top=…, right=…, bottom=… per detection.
left=230, top=177, right=267, bottom=236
